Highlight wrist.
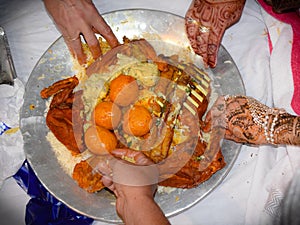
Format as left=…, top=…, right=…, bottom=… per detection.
left=274, top=114, right=300, bottom=146
left=115, top=188, right=170, bottom=225
left=116, top=194, right=156, bottom=222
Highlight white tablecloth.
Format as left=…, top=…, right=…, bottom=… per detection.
left=1, top=0, right=299, bottom=224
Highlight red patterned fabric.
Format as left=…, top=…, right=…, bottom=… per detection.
left=258, top=0, right=300, bottom=114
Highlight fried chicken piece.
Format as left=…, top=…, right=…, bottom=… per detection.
left=158, top=138, right=225, bottom=188
left=40, top=76, right=84, bottom=155
left=40, top=76, right=79, bottom=99
left=72, top=160, right=105, bottom=193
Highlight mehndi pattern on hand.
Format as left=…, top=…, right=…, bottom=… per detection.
left=185, top=0, right=245, bottom=67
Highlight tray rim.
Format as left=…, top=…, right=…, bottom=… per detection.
left=20, top=8, right=245, bottom=223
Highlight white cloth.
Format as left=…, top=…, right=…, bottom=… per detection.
left=244, top=6, right=300, bottom=225
left=0, top=79, right=25, bottom=187
left=0, top=0, right=299, bottom=225
left=260, top=7, right=295, bottom=114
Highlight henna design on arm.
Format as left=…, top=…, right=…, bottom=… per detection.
left=206, top=95, right=300, bottom=146
left=274, top=113, right=300, bottom=146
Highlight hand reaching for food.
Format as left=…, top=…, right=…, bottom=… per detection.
left=43, top=0, right=119, bottom=65
left=95, top=148, right=170, bottom=225
left=185, top=0, right=246, bottom=67
left=96, top=148, right=158, bottom=189
left=204, top=95, right=300, bottom=146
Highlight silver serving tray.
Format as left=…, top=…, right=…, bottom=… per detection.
left=20, top=9, right=245, bottom=223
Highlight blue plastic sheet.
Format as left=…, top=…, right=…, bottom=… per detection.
left=13, top=160, right=94, bottom=225
left=0, top=121, right=11, bottom=135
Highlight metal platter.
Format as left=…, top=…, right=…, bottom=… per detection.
left=20, top=9, right=245, bottom=223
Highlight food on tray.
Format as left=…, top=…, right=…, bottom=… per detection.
left=93, top=101, right=122, bottom=130
left=84, top=125, right=117, bottom=155
left=40, top=76, right=84, bottom=155
left=72, top=160, right=105, bottom=193
left=109, top=74, right=139, bottom=106
left=40, top=37, right=225, bottom=193
left=122, top=105, right=153, bottom=137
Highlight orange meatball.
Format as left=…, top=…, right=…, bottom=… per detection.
left=84, top=126, right=117, bottom=155
left=109, top=74, right=139, bottom=106
left=123, top=105, right=153, bottom=137
left=93, top=101, right=121, bottom=130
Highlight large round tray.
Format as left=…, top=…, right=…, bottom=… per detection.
left=20, top=9, right=245, bottom=223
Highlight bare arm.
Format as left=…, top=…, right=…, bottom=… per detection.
left=98, top=149, right=171, bottom=225
left=113, top=188, right=171, bottom=225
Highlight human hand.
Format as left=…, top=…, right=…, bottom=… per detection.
left=95, top=148, right=161, bottom=222
left=185, top=0, right=245, bottom=68
left=99, top=148, right=158, bottom=195
left=43, top=0, right=119, bottom=65
left=203, top=95, right=300, bottom=146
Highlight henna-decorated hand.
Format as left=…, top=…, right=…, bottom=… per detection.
left=185, top=0, right=245, bottom=68
left=44, top=0, right=119, bottom=65
left=203, top=95, right=300, bottom=146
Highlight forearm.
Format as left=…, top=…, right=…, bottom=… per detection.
left=213, top=95, right=300, bottom=146
left=273, top=113, right=300, bottom=146
left=244, top=96, right=300, bottom=146
left=117, top=195, right=170, bottom=225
